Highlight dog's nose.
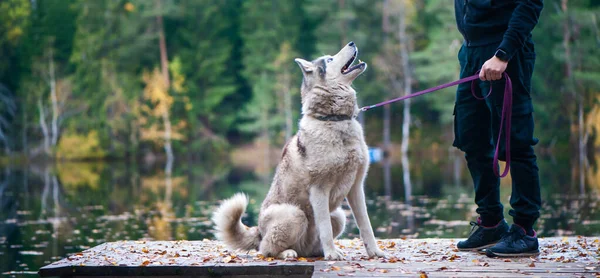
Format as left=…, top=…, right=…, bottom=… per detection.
left=348, top=41, right=355, bottom=46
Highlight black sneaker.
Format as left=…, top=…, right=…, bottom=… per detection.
left=457, top=218, right=509, bottom=251
left=486, top=224, right=540, bottom=257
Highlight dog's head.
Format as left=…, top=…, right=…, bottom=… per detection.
left=295, top=41, right=367, bottom=92
left=294, top=42, right=367, bottom=118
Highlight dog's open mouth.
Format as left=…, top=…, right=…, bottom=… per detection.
left=341, top=49, right=365, bottom=75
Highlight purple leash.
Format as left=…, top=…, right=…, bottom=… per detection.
left=360, top=73, right=513, bottom=178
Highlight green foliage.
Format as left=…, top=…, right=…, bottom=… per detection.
left=411, top=0, right=462, bottom=125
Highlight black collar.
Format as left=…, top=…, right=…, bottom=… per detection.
left=313, top=114, right=353, bottom=121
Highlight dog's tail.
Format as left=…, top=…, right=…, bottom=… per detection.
left=212, top=193, right=261, bottom=251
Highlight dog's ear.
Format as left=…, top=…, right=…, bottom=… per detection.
left=294, top=58, right=314, bottom=74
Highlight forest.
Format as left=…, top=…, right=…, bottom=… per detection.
left=1, top=0, right=599, bottom=183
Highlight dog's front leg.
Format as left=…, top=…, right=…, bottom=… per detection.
left=347, top=168, right=387, bottom=258
left=309, top=186, right=344, bottom=260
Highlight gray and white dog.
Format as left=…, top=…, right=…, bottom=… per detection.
left=213, top=42, right=385, bottom=260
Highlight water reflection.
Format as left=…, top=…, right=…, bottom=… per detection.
left=0, top=151, right=599, bottom=275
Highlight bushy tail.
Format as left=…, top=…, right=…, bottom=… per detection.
left=212, top=193, right=260, bottom=251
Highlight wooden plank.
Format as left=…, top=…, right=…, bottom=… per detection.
left=39, top=237, right=600, bottom=277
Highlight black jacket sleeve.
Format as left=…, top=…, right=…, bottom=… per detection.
left=497, top=0, right=544, bottom=60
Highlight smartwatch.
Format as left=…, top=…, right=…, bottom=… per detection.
left=494, top=49, right=510, bottom=62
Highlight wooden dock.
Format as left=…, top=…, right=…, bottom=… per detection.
left=39, top=237, right=599, bottom=277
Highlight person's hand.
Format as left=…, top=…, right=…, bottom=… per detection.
left=479, top=56, right=508, bottom=81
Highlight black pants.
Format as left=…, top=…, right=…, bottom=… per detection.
left=453, top=40, right=541, bottom=230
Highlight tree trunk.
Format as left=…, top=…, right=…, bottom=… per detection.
left=399, top=4, right=411, bottom=155
left=22, top=107, right=27, bottom=155
left=382, top=0, right=391, bottom=154
left=561, top=0, right=585, bottom=192
left=398, top=1, right=413, bottom=199
left=38, top=99, right=50, bottom=154
left=578, top=99, right=586, bottom=194
left=156, top=0, right=174, bottom=201
left=49, top=47, right=59, bottom=146
left=283, top=69, right=293, bottom=141
left=382, top=0, right=392, bottom=197
left=156, top=0, right=170, bottom=89
left=40, top=167, right=50, bottom=216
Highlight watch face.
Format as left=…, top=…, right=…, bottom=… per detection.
left=495, top=49, right=508, bottom=61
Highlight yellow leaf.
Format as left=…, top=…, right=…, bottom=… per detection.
left=124, top=2, right=134, bottom=12
left=142, top=247, right=149, bottom=253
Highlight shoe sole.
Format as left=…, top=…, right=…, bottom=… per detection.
left=486, top=250, right=540, bottom=258
left=457, top=242, right=497, bottom=252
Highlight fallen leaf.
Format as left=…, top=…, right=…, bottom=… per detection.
left=298, top=257, right=308, bottom=262
left=222, top=256, right=232, bottom=263
left=419, top=272, right=428, bottom=278
left=141, top=247, right=149, bottom=253
left=379, top=269, right=388, bottom=273
left=331, top=266, right=341, bottom=271
left=528, top=262, right=535, bottom=267
left=140, top=260, right=150, bottom=266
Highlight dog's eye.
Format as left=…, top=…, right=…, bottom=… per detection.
left=326, top=58, right=333, bottom=63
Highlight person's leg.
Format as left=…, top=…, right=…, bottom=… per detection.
left=455, top=44, right=508, bottom=251
left=482, top=40, right=541, bottom=257
left=454, top=45, right=504, bottom=226
left=507, top=40, right=541, bottom=235
left=479, top=40, right=541, bottom=234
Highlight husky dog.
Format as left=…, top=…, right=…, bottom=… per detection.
left=213, top=42, right=385, bottom=260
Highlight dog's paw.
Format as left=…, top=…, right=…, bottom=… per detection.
left=367, top=247, right=387, bottom=259
left=277, top=249, right=298, bottom=259
left=324, top=248, right=345, bottom=261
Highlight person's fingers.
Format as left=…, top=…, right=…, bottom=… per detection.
left=495, top=71, right=502, bottom=80
left=480, top=68, right=487, bottom=81
left=492, top=72, right=500, bottom=81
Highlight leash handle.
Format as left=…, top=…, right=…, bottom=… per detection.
left=360, top=73, right=513, bottom=178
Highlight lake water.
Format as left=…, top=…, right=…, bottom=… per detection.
left=1, top=151, right=599, bottom=275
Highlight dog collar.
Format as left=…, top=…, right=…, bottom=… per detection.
left=313, top=114, right=353, bottom=121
